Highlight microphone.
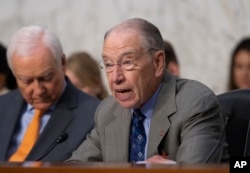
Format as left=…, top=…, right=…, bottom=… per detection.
left=36, top=133, right=68, bottom=161
left=55, top=133, right=68, bottom=144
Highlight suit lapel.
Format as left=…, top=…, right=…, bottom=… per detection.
left=104, top=107, right=131, bottom=161
left=147, top=71, right=177, bottom=158
left=27, top=108, right=74, bottom=160
left=26, top=81, right=77, bottom=160
left=0, top=91, right=25, bottom=160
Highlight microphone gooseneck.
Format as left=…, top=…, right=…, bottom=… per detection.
left=36, top=132, right=68, bottom=161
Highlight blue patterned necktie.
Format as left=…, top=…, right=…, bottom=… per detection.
left=129, top=109, right=147, bottom=163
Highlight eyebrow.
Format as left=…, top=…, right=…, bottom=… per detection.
left=102, top=49, right=138, bottom=60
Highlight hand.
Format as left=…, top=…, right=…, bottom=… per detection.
left=145, top=155, right=176, bottom=164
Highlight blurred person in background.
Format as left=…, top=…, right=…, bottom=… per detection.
left=164, top=40, right=180, bottom=77
left=228, top=37, right=250, bottom=90
left=0, top=43, right=17, bottom=95
left=66, top=51, right=108, bottom=100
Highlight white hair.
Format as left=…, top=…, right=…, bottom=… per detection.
left=7, top=25, right=63, bottom=70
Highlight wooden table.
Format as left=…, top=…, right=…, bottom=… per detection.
left=0, top=162, right=229, bottom=173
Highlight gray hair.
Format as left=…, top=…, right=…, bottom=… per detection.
left=104, top=18, right=164, bottom=51
left=7, top=25, right=63, bottom=70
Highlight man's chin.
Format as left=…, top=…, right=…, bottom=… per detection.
left=117, top=100, right=137, bottom=109
left=32, top=103, right=52, bottom=111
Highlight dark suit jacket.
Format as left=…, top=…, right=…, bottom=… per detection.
left=0, top=79, right=100, bottom=161
left=68, top=71, right=226, bottom=164
left=217, top=89, right=250, bottom=157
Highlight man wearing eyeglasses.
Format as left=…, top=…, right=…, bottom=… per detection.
left=67, top=18, right=228, bottom=164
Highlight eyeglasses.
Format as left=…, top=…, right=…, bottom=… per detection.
left=100, top=57, right=139, bottom=73
left=100, top=48, right=157, bottom=73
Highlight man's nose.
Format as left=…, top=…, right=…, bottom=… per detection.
left=33, top=81, right=45, bottom=94
left=111, top=65, right=125, bottom=84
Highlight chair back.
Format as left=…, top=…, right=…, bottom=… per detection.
left=217, top=89, right=250, bottom=157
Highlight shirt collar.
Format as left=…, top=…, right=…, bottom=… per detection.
left=131, top=83, right=162, bottom=119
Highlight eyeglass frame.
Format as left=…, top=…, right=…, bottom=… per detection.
left=99, top=48, right=158, bottom=73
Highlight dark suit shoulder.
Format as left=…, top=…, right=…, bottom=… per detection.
left=59, top=81, right=100, bottom=110
left=76, top=90, right=100, bottom=109
left=0, top=89, right=21, bottom=103
left=0, top=89, right=23, bottom=115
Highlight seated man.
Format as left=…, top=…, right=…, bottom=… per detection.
left=0, top=25, right=100, bottom=161
left=68, top=18, right=227, bottom=164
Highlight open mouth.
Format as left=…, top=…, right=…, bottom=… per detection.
left=116, top=89, right=131, bottom=93
left=115, top=89, right=133, bottom=100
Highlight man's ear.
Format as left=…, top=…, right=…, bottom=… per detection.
left=153, top=50, right=165, bottom=77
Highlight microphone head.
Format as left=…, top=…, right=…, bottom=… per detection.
left=36, top=133, right=69, bottom=161
left=56, top=133, right=68, bottom=143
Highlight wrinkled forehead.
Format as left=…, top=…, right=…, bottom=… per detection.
left=103, top=29, right=145, bottom=57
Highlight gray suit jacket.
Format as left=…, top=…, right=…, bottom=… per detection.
left=0, top=79, right=100, bottom=161
left=68, top=71, right=226, bottom=164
